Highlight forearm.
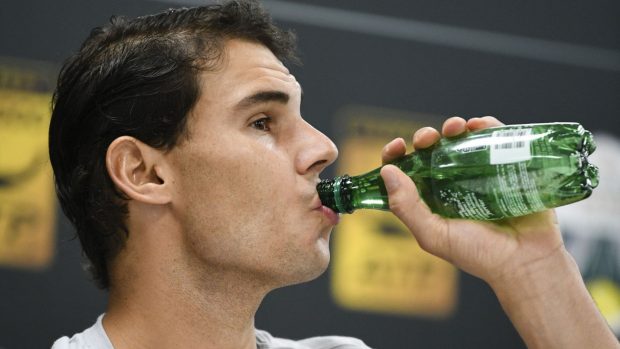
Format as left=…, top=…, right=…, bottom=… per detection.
left=491, top=247, right=619, bottom=349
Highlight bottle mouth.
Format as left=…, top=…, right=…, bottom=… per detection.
left=317, top=175, right=353, bottom=213
left=317, top=178, right=337, bottom=211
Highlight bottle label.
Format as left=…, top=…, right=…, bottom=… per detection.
left=490, top=128, right=533, bottom=165
left=438, top=188, right=494, bottom=220
left=494, top=162, right=546, bottom=217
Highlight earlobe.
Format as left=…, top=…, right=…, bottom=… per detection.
left=106, top=136, right=172, bottom=205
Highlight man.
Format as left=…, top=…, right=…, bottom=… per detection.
left=49, top=1, right=617, bottom=348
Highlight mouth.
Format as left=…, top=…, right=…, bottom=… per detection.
left=319, top=205, right=340, bottom=226
left=313, top=198, right=340, bottom=226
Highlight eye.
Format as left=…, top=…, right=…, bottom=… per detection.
left=251, top=116, right=271, bottom=132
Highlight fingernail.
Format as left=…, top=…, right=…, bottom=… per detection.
left=382, top=166, right=400, bottom=191
left=414, top=127, right=429, bottom=137
left=382, top=142, right=391, bottom=153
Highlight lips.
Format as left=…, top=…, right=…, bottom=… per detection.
left=319, top=205, right=340, bottom=226
left=311, top=192, right=339, bottom=226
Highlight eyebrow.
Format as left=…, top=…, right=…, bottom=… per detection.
left=234, top=90, right=290, bottom=111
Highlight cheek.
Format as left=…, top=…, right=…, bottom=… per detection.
left=175, top=149, right=299, bottom=247
left=173, top=150, right=329, bottom=282
left=178, top=143, right=289, bottom=205
left=221, top=156, right=291, bottom=213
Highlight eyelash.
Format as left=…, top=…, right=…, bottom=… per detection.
left=251, top=116, right=272, bottom=132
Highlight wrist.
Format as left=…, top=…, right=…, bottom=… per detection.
left=488, top=246, right=619, bottom=349
left=489, top=245, right=579, bottom=306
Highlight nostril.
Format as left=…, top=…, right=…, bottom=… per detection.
left=308, top=159, right=327, bottom=172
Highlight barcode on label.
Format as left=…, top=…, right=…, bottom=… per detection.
left=490, top=128, right=532, bottom=164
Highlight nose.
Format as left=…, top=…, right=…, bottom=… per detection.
left=295, top=120, right=338, bottom=176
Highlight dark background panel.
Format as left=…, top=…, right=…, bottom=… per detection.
left=288, top=0, right=620, bottom=50
left=0, top=1, right=618, bottom=348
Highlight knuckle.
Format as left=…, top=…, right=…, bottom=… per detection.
left=417, top=231, right=441, bottom=255
left=415, top=236, right=432, bottom=251
left=388, top=195, right=405, bottom=214
left=388, top=192, right=412, bottom=217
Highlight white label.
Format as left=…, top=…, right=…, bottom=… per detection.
left=493, top=162, right=545, bottom=217
left=490, top=128, right=533, bottom=164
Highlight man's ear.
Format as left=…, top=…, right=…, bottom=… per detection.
left=106, top=136, right=172, bottom=205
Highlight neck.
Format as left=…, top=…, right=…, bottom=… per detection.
left=102, top=211, right=270, bottom=349
left=105, top=276, right=264, bottom=349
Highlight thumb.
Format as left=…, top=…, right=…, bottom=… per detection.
left=380, top=164, right=448, bottom=253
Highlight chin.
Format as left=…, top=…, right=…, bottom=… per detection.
left=304, top=247, right=331, bottom=281
left=279, top=249, right=330, bottom=288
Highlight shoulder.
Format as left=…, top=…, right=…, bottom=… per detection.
left=298, top=335, right=372, bottom=349
left=51, top=335, right=85, bottom=349
left=256, top=329, right=372, bottom=349
left=52, top=332, right=92, bottom=349
left=51, top=314, right=114, bottom=349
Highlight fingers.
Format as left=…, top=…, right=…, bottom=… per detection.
left=441, top=116, right=467, bottom=138
left=466, top=116, right=504, bottom=131
left=441, top=116, right=504, bottom=138
left=381, top=138, right=407, bottom=165
left=412, top=127, right=441, bottom=150
left=389, top=116, right=504, bottom=161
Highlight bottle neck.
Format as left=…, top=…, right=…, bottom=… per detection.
left=317, top=175, right=353, bottom=213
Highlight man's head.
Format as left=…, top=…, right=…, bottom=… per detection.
left=49, top=0, right=310, bottom=289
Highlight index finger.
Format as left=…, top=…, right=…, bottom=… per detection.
left=381, top=137, right=407, bottom=165
left=412, top=127, right=441, bottom=150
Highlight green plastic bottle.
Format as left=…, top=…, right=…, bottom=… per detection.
left=317, top=123, right=599, bottom=220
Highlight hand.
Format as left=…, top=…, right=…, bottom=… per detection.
left=381, top=116, right=619, bottom=348
left=379, top=116, right=564, bottom=287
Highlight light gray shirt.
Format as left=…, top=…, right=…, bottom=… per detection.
left=52, top=314, right=372, bottom=349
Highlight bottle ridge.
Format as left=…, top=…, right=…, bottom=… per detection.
left=317, top=123, right=599, bottom=220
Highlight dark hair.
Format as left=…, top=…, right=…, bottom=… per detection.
left=49, top=0, right=298, bottom=289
